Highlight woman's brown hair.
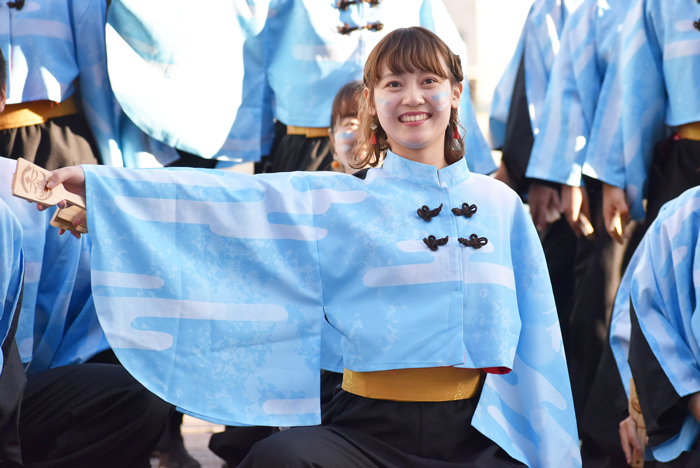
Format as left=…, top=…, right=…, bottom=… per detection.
left=355, top=27, right=465, bottom=168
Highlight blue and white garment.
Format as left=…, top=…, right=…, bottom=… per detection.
left=264, top=0, right=494, bottom=174
left=610, top=187, right=700, bottom=462
left=82, top=151, right=580, bottom=467
left=489, top=0, right=581, bottom=150
left=583, top=0, right=700, bottom=220
left=0, top=1, right=125, bottom=166
left=105, top=0, right=269, bottom=164
left=526, top=0, right=631, bottom=187
left=0, top=157, right=108, bottom=371
left=0, top=198, right=23, bottom=373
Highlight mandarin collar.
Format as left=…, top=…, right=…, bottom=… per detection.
left=381, top=151, right=471, bottom=188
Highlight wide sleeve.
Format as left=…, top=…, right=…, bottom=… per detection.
left=72, top=0, right=123, bottom=166
left=472, top=199, right=581, bottom=468
left=527, top=1, right=598, bottom=187
left=627, top=192, right=700, bottom=460
left=82, top=165, right=326, bottom=426
left=104, top=1, right=268, bottom=161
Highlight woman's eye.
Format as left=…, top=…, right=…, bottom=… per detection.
left=386, top=81, right=401, bottom=88
left=423, top=78, right=437, bottom=85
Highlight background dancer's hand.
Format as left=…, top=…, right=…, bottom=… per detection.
left=619, top=415, right=645, bottom=466
left=37, top=166, right=87, bottom=238
left=560, top=184, right=592, bottom=237
left=528, top=182, right=560, bottom=232
left=603, top=183, right=629, bottom=244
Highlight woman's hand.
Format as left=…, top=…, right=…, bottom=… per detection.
left=619, top=415, right=645, bottom=466
left=37, top=166, right=87, bottom=239
left=603, top=182, right=630, bottom=244
left=560, top=184, right=591, bottom=237
left=528, top=182, right=561, bottom=232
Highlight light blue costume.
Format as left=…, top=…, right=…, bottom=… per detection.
left=583, top=0, right=700, bottom=220
left=489, top=0, right=582, bottom=150
left=105, top=0, right=495, bottom=174
left=0, top=197, right=23, bottom=373
left=610, top=186, right=700, bottom=462
left=0, top=1, right=124, bottom=166
left=0, top=157, right=108, bottom=372
left=81, top=152, right=580, bottom=467
left=526, top=0, right=631, bottom=187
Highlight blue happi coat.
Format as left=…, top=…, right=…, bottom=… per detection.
left=82, top=151, right=580, bottom=467
left=610, top=186, right=700, bottom=462
left=105, top=0, right=495, bottom=174
left=0, top=198, right=23, bottom=373
left=0, top=1, right=121, bottom=165
left=526, top=0, right=631, bottom=187
left=0, top=157, right=108, bottom=372
left=489, top=0, right=582, bottom=150
left=583, top=0, right=700, bottom=220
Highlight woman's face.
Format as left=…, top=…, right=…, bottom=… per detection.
left=332, top=116, right=359, bottom=172
left=371, top=59, right=460, bottom=166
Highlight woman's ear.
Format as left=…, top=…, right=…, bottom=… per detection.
left=451, top=82, right=463, bottom=110
left=364, top=87, right=376, bottom=116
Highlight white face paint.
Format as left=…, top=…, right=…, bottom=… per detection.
left=333, top=116, right=360, bottom=173
left=375, top=96, right=394, bottom=118
left=432, top=91, right=450, bottom=111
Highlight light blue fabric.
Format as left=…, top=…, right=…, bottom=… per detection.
left=0, top=157, right=108, bottom=372
left=105, top=0, right=269, bottom=164
left=489, top=0, right=582, bottom=150
left=583, top=0, right=700, bottom=220
left=610, top=187, right=700, bottom=461
left=0, top=1, right=127, bottom=166
left=0, top=198, right=23, bottom=372
left=526, top=0, right=631, bottom=187
left=82, top=151, right=579, bottom=466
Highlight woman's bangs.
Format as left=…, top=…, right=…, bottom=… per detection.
left=375, top=31, right=449, bottom=81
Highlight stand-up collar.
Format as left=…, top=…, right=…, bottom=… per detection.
left=381, top=151, right=471, bottom=188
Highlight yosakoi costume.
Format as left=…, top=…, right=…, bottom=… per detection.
left=584, top=0, right=700, bottom=224
left=0, top=1, right=120, bottom=168
left=0, top=157, right=170, bottom=467
left=523, top=3, right=634, bottom=464
left=80, top=151, right=580, bottom=467
left=610, top=186, right=700, bottom=465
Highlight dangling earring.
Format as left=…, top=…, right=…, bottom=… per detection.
left=453, top=126, right=459, bottom=140
left=370, top=121, right=378, bottom=145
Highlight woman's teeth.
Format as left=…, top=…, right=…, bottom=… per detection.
left=400, top=114, right=429, bottom=122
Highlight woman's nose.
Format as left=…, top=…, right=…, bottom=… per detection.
left=402, top=83, right=425, bottom=106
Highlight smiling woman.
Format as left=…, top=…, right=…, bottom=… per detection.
left=358, top=27, right=465, bottom=170
left=39, top=27, right=579, bottom=468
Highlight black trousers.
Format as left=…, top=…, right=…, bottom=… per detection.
left=18, top=363, right=170, bottom=468
left=239, top=388, right=524, bottom=468
left=256, top=122, right=333, bottom=174
left=0, top=114, right=101, bottom=169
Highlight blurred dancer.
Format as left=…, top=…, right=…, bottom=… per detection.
left=524, top=1, right=634, bottom=465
